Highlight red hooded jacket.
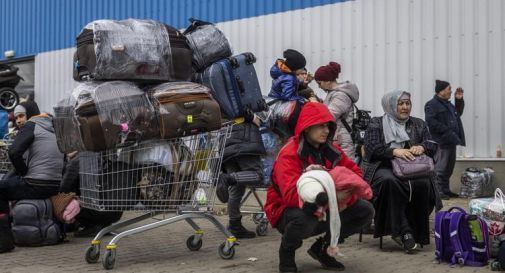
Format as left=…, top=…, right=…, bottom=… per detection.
left=265, top=102, right=366, bottom=227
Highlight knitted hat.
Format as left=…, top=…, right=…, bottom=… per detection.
left=17, top=101, right=40, bottom=119
left=314, top=62, right=341, bottom=81
left=13, top=105, right=26, bottom=117
left=283, top=49, right=306, bottom=71
left=435, top=80, right=450, bottom=93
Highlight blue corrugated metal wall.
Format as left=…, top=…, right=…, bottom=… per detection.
left=0, top=0, right=349, bottom=59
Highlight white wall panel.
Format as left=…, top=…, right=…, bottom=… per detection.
left=35, top=48, right=77, bottom=114
left=34, top=0, right=504, bottom=158
left=216, top=0, right=504, bottom=158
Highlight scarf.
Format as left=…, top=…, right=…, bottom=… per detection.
left=381, top=90, right=411, bottom=148
left=297, top=170, right=341, bottom=255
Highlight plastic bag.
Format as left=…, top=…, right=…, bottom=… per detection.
left=484, top=189, right=505, bottom=236
left=460, top=167, right=495, bottom=198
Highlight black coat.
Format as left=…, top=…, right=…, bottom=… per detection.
left=223, top=122, right=266, bottom=162
left=424, top=95, right=465, bottom=147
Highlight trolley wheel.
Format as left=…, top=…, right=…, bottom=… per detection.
left=186, top=235, right=203, bottom=251
left=256, top=222, right=268, bottom=236
left=103, top=250, right=116, bottom=270
left=252, top=213, right=263, bottom=224
left=218, top=242, right=235, bottom=260
left=85, top=245, right=100, bottom=264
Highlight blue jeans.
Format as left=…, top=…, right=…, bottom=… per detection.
left=0, top=176, right=59, bottom=213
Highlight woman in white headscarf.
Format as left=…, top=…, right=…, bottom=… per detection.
left=361, top=90, right=441, bottom=253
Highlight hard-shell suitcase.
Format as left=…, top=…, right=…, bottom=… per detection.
left=74, top=81, right=159, bottom=151
left=149, top=82, right=222, bottom=139
left=195, top=52, right=266, bottom=119
left=73, top=19, right=193, bottom=82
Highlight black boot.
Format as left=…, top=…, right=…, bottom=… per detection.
left=279, top=244, right=297, bottom=273
left=0, top=213, right=14, bottom=253
left=228, top=218, right=256, bottom=239
left=307, top=237, right=345, bottom=271
left=216, top=173, right=234, bottom=203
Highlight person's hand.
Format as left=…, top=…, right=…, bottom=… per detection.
left=308, top=96, right=319, bottom=102
left=252, top=114, right=261, bottom=127
left=409, top=145, right=425, bottom=156
left=305, top=164, right=327, bottom=172
left=393, top=148, right=416, bottom=161
left=66, top=151, right=78, bottom=160
left=455, top=87, right=464, bottom=99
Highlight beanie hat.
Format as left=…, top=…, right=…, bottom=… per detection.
left=19, top=101, right=40, bottom=119
left=283, top=49, right=306, bottom=71
left=435, top=80, right=450, bottom=93
left=314, top=62, right=341, bottom=81
left=13, top=105, right=26, bottom=117
left=297, top=170, right=341, bottom=255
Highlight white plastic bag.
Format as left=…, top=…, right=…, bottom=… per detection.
left=483, top=188, right=505, bottom=235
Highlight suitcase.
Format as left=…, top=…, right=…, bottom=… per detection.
left=75, top=81, right=159, bottom=151
left=73, top=19, right=193, bottom=82
left=183, top=18, right=233, bottom=72
left=149, top=82, right=222, bottom=139
left=53, top=96, right=86, bottom=153
left=460, top=167, right=495, bottom=198
left=194, top=52, right=267, bottom=119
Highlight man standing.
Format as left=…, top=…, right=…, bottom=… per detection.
left=424, top=80, right=465, bottom=200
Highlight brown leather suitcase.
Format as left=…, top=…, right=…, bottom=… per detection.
left=75, top=82, right=159, bottom=151
left=149, top=82, right=222, bottom=139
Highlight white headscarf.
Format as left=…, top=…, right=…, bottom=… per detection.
left=381, top=90, right=411, bottom=148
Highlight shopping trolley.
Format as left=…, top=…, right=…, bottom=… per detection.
left=239, top=185, right=269, bottom=236
left=80, top=125, right=235, bottom=270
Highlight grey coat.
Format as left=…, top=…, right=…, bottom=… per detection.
left=323, top=81, right=359, bottom=160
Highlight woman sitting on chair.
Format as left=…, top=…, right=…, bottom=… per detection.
left=361, top=90, right=442, bottom=253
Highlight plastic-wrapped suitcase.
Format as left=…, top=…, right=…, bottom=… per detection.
left=74, top=81, right=159, bottom=151
left=149, top=82, right=222, bottom=139
left=183, top=18, right=233, bottom=72
left=194, top=52, right=267, bottom=119
left=460, top=167, right=495, bottom=198
left=73, top=19, right=193, bottom=82
left=53, top=95, right=86, bottom=153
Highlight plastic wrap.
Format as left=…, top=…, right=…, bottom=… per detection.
left=258, top=96, right=298, bottom=138
left=83, top=19, right=173, bottom=81
left=53, top=84, right=92, bottom=153
left=261, top=129, right=284, bottom=185
left=185, top=23, right=232, bottom=71
left=460, top=167, right=495, bottom=198
left=74, top=81, right=159, bottom=151
left=148, top=82, right=222, bottom=139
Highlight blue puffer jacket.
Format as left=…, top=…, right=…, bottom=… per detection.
left=267, top=60, right=305, bottom=103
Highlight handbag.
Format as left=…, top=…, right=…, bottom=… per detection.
left=391, top=154, right=434, bottom=179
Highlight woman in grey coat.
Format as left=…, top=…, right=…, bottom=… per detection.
left=314, top=62, right=359, bottom=160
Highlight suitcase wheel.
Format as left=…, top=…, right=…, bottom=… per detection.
left=244, top=52, right=256, bottom=64
left=229, top=57, right=239, bottom=68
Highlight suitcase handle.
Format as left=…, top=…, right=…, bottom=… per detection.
left=236, top=76, right=245, bottom=94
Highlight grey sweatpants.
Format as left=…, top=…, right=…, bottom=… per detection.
left=221, top=155, right=264, bottom=222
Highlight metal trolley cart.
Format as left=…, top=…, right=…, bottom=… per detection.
left=80, top=125, right=236, bottom=270
left=239, top=186, right=269, bottom=236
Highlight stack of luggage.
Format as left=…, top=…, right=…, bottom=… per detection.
left=53, top=18, right=266, bottom=209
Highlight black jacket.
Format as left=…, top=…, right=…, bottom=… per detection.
left=223, top=122, right=266, bottom=162
left=424, top=95, right=465, bottom=147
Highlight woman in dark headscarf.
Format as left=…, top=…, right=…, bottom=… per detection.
left=361, top=90, right=441, bottom=253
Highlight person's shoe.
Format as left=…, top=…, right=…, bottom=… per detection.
left=438, top=192, right=450, bottom=200
left=401, top=233, right=417, bottom=254
left=0, top=213, right=14, bottom=253
left=307, top=237, right=345, bottom=271
left=279, top=245, right=297, bottom=273
left=216, top=173, right=232, bottom=203
left=73, top=224, right=105, bottom=238
left=445, top=191, right=459, bottom=198
left=228, top=218, right=256, bottom=239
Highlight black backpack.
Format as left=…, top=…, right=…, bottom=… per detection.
left=11, top=199, right=65, bottom=246
left=340, top=104, right=371, bottom=145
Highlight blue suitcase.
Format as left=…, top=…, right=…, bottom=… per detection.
left=195, top=52, right=266, bottom=119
